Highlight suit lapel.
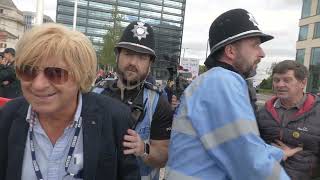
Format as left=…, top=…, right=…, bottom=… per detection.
left=7, top=104, right=29, bottom=180
left=82, top=94, right=101, bottom=180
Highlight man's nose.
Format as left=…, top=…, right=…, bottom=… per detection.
left=31, top=71, right=50, bottom=90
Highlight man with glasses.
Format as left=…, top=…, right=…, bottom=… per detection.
left=93, top=21, right=173, bottom=180
left=0, top=23, right=139, bottom=180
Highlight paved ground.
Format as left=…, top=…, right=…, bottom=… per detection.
left=256, top=93, right=273, bottom=108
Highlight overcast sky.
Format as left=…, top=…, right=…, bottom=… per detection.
left=12, top=0, right=303, bottom=83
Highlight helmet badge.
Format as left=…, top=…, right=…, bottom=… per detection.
left=247, top=12, right=259, bottom=27
left=131, top=22, right=149, bottom=41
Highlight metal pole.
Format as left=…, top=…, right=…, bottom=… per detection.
left=182, top=48, right=186, bottom=63
left=36, top=0, right=44, bottom=25
left=73, top=0, right=78, bottom=31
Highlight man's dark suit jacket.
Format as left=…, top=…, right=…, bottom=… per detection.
left=0, top=92, right=140, bottom=180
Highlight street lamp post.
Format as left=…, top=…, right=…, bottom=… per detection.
left=36, top=0, right=44, bottom=25
left=73, top=0, right=78, bottom=31
left=182, top=47, right=189, bottom=63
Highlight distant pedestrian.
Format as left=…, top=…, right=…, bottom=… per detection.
left=0, top=48, right=22, bottom=98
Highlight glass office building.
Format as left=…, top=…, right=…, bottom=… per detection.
left=297, top=0, right=320, bottom=93
left=56, top=0, right=186, bottom=79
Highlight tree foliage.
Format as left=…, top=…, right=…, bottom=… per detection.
left=199, top=65, right=207, bottom=75
left=99, top=6, right=123, bottom=70
left=258, top=62, right=278, bottom=90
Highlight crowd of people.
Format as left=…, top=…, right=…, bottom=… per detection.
left=0, top=8, right=319, bottom=180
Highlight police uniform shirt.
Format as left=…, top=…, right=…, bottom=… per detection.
left=102, top=81, right=173, bottom=140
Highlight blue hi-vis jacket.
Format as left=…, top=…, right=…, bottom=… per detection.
left=92, top=84, right=160, bottom=180
left=165, top=67, right=290, bottom=180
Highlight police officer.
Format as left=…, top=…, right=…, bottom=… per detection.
left=165, top=9, right=290, bottom=179
left=93, top=21, right=173, bottom=180
left=0, top=48, right=21, bottom=98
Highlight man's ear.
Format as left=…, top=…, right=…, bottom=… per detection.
left=224, top=44, right=237, bottom=60
left=301, top=78, right=307, bottom=89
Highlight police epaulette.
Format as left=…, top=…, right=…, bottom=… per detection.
left=144, top=81, right=161, bottom=93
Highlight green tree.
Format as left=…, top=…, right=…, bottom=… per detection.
left=258, top=62, right=278, bottom=90
left=199, top=65, right=207, bottom=75
left=99, top=6, right=123, bottom=70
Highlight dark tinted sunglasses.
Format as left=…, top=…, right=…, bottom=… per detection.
left=16, top=65, right=69, bottom=84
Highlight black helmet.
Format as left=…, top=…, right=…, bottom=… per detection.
left=205, top=9, right=273, bottom=67
left=115, top=21, right=156, bottom=60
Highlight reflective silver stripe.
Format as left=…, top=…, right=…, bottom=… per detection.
left=165, top=167, right=201, bottom=180
left=117, top=42, right=155, bottom=54
left=267, top=161, right=282, bottom=180
left=172, top=105, right=197, bottom=136
left=210, top=30, right=264, bottom=53
left=201, top=119, right=260, bottom=150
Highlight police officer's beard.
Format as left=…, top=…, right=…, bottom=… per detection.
left=234, top=57, right=254, bottom=78
left=116, top=65, right=148, bottom=88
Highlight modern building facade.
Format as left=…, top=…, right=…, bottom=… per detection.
left=297, top=0, right=320, bottom=92
left=0, top=0, right=24, bottom=51
left=56, top=0, right=186, bottom=79
left=23, top=11, right=54, bottom=32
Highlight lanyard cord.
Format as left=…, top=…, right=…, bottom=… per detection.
left=29, top=117, right=82, bottom=180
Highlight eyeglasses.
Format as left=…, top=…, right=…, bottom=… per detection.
left=16, top=64, right=69, bottom=84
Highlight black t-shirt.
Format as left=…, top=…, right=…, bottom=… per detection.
left=100, top=81, right=173, bottom=140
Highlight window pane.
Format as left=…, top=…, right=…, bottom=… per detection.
left=164, top=0, right=183, bottom=8
left=163, top=6, right=182, bottom=15
left=76, top=26, right=86, bottom=33
left=140, top=10, right=161, bottom=18
left=118, top=0, right=139, bottom=7
left=89, top=2, right=113, bottom=11
left=302, top=0, right=311, bottom=18
left=314, top=22, right=320, bottom=38
left=89, top=10, right=112, bottom=19
left=141, top=3, right=162, bottom=12
left=123, top=14, right=139, bottom=21
left=162, top=14, right=182, bottom=22
left=139, top=17, right=160, bottom=25
left=118, top=6, right=139, bottom=14
left=296, top=49, right=305, bottom=64
left=298, top=25, right=308, bottom=41
left=317, top=0, right=320, bottom=15
left=311, top=47, right=320, bottom=65
left=87, top=27, right=107, bottom=36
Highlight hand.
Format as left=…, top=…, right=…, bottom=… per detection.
left=171, top=95, right=180, bottom=110
left=271, top=140, right=303, bottom=161
left=123, top=129, right=145, bottom=157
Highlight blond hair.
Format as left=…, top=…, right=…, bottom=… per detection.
left=15, top=23, right=97, bottom=92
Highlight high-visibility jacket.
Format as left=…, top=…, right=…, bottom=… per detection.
left=165, top=67, right=289, bottom=180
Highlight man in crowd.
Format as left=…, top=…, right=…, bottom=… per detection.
left=257, top=60, right=319, bottom=180
left=0, top=48, right=22, bottom=98
left=0, top=23, right=139, bottom=180
left=165, top=9, right=290, bottom=179
left=93, top=21, right=173, bottom=180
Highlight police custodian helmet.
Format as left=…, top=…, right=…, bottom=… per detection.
left=115, top=21, right=156, bottom=60
left=204, top=8, right=273, bottom=67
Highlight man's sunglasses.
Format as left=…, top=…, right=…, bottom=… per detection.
left=16, top=65, right=69, bottom=84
